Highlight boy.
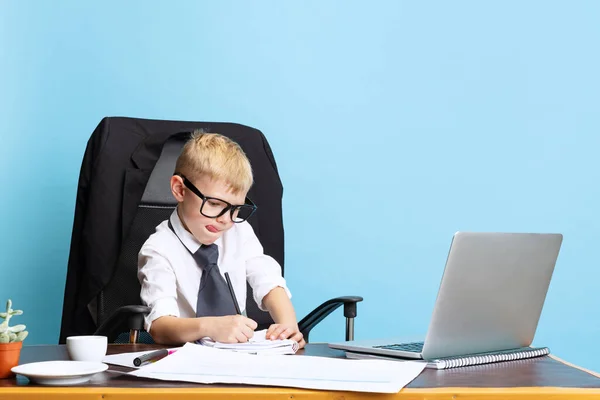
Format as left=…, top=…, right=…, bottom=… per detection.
left=137, top=131, right=305, bottom=348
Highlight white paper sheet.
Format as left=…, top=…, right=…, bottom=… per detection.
left=129, top=342, right=426, bottom=393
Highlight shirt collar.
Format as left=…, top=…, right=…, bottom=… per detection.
left=169, top=208, right=222, bottom=254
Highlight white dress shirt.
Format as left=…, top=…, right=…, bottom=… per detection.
left=138, top=209, right=290, bottom=331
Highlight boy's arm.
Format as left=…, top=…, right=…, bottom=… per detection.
left=240, top=222, right=304, bottom=347
left=262, top=287, right=305, bottom=347
left=262, top=287, right=297, bottom=326
left=150, top=315, right=257, bottom=346
left=149, top=316, right=207, bottom=345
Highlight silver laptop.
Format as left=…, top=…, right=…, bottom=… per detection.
left=329, top=232, right=562, bottom=360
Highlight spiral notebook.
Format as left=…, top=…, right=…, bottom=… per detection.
left=198, top=329, right=299, bottom=355
left=345, top=346, right=550, bottom=369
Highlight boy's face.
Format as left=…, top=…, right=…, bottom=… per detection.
left=170, top=174, right=247, bottom=245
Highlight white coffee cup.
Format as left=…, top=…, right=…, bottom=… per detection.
left=66, top=335, right=108, bottom=362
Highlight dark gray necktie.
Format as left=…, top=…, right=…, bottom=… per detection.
left=192, top=244, right=238, bottom=317
left=168, top=221, right=238, bottom=317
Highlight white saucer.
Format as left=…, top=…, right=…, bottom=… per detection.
left=12, top=360, right=108, bottom=385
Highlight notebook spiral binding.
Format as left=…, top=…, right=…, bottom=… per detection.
left=428, top=347, right=550, bottom=370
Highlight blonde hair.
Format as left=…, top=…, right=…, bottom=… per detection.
left=174, top=130, right=253, bottom=195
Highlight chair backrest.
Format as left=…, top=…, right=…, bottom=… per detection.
left=98, top=135, right=185, bottom=342
left=61, top=118, right=285, bottom=343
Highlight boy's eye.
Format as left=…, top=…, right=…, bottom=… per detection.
left=208, top=200, right=223, bottom=207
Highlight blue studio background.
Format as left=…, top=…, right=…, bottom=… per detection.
left=1, top=1, right=599, bottom=370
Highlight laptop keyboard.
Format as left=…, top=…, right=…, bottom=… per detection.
left=373, top=341, right=424, bottom=353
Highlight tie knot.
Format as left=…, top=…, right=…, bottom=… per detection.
left=194, top=243, right=219, bottom=270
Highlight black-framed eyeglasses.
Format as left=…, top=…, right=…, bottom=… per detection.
left=176, top=174, right=257, bottom=223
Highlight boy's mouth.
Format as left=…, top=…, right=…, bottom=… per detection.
left=206, top=225, right=219, bottom=233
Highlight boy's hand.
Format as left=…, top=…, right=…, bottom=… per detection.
left=206, top=315, right=257, bottom=343
left=266, top=323, right=306, bottom=349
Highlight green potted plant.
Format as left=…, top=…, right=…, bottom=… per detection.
left=0, top=299, right=28, bottom=378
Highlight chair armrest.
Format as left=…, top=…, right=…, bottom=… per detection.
left=94, top=305, right=151, bottom=341
left=298, top=296, right=363, bottom=342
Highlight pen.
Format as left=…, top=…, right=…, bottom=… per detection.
left=224, top=272, right=242, bottom=315
left=133, top=349, right=177, bottom=367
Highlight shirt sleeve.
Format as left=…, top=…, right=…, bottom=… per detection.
left=138, top=245, right=180, bottom=332
left=241, top=223, right=291, bottom=311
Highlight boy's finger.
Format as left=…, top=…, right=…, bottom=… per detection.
left=268, top=328, right=281, bottom=339
left=243, top=317, right=258, bottom=330
left=279, top=327, right=294, bottom=339
left=269, top=326, right=285, bottom=339
left=265, top=324, right=278, bottom=337
left=235, top=330, right=250, bottom=343
left=290, top=331, right=303, bottom=343
left=241, top=324, right=255, bottom=340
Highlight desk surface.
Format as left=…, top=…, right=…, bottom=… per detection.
left=0, top=343, right=599, bottom=399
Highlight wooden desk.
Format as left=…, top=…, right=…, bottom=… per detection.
left=0, top=343, right=599, bottom=399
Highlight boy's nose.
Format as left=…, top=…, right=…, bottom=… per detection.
left=215, top=212, right=232, bottom=224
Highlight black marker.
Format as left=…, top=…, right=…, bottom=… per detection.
left=133, top=349, right=176, bottom=367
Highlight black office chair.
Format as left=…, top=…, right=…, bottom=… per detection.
left=60, top=117, right=362, bottom=344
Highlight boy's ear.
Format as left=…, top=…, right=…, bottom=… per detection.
left=171, top=175, right=185, bottom=202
